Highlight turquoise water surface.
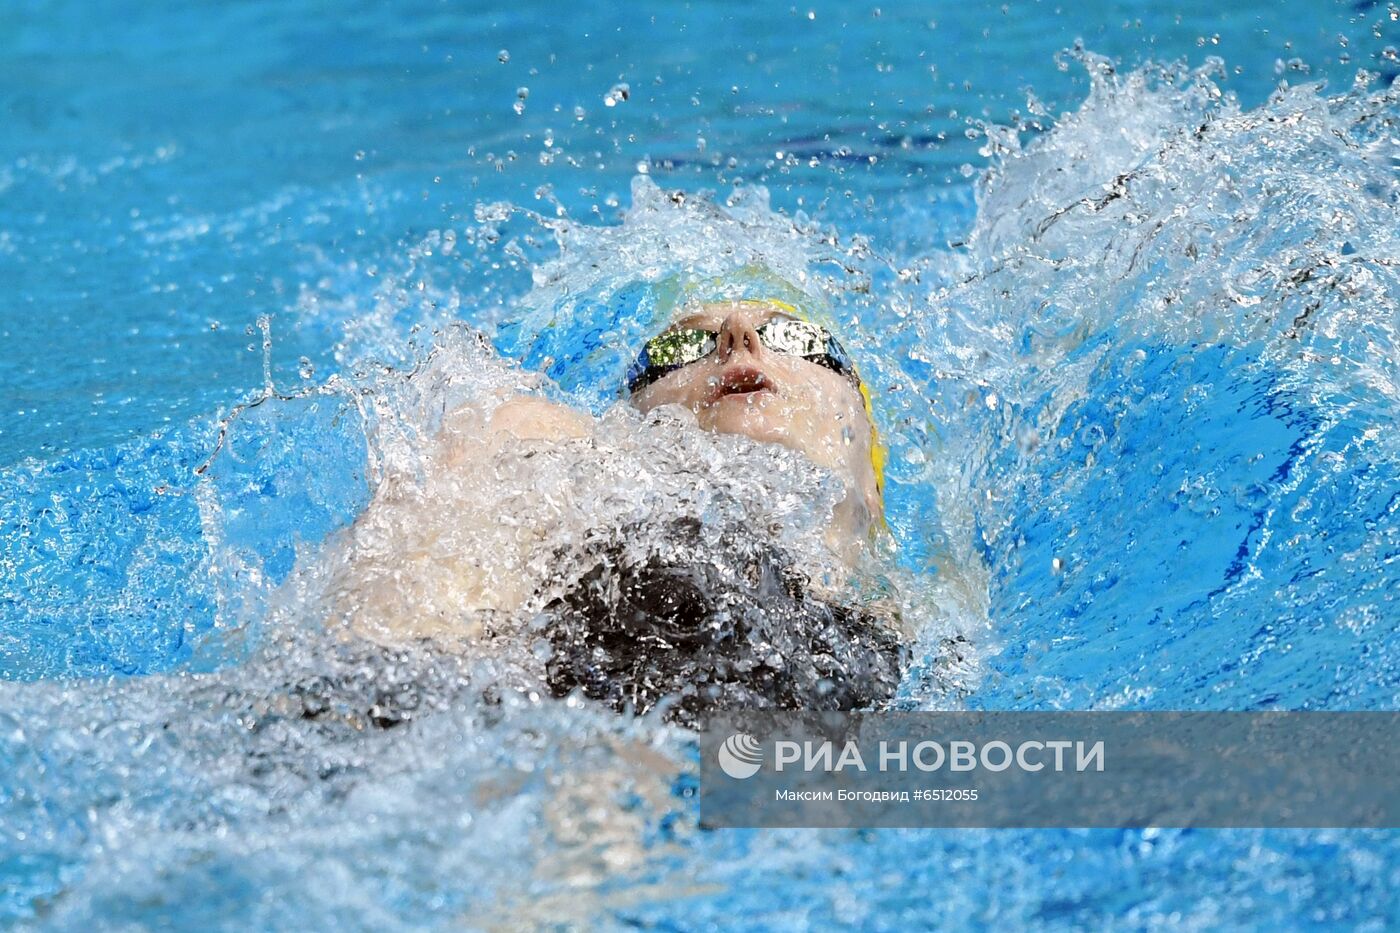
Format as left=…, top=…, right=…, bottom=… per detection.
left=3, top=1, right=1399, bottom=928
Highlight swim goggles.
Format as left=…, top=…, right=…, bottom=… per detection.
left=625, top=314, right=861, bottom=395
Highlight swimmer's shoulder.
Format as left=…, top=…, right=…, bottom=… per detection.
left=435, top=394, right=594, bottom=468
left=485, top=395, right=592, bottom=445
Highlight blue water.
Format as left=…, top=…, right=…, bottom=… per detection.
left=3, top=0, right=1400, bottom=928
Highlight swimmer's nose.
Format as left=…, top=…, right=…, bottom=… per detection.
left=716, top=312, right=764, bottom=361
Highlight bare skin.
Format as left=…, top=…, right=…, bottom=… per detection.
left=330, top=395, right=593, bottom=643
left=631, top=301, right=881, bottom=542
left=335, top=300, right=881, bottom=642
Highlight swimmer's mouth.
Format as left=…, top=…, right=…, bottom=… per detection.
left=712, top=366, right=775, bottom=402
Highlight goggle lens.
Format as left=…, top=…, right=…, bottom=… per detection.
left=644, top=329, right=716, bottom=369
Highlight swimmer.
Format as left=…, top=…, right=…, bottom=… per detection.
left=330, top=272, right=906, bottom=722
left=480, top=296, right=883, bottom=555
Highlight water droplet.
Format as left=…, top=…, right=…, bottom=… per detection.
left=573, top=105, right=586, bottom=121
left=497, top=49, right=510, bottom=63
left=603, top=82, right=630, bottom=107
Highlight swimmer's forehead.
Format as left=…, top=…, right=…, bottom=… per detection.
left=665, top=300, right=799, bottom=332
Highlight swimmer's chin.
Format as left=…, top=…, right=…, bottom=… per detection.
left=698, top=400, right=789, bottom=446
left=640, top=398, right=793, bottom=456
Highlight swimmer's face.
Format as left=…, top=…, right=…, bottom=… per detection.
left=630, top=301, right=881, bottom=530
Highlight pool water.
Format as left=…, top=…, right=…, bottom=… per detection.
left=3, top=0, right=1399, bottom=928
